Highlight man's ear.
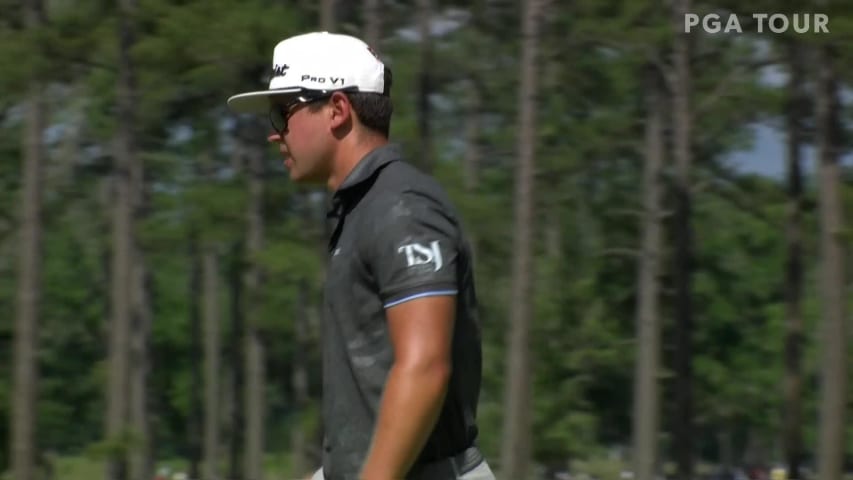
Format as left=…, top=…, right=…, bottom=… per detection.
left=329, top=91, right=353, bottom=130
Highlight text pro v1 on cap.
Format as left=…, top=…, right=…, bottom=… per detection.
left=227, top=32, right=387, bottom=114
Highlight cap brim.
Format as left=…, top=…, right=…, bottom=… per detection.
left=226, top=87, right=304, bottom=113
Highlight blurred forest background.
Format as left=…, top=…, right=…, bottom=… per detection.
left=2, top=0, right=853, bottom=479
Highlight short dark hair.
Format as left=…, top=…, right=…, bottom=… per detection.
left=347, top=90, right=393, bottom=137
left=349, top=66, right=393, bottom=136
left=310, top=66, right=393, bottom=137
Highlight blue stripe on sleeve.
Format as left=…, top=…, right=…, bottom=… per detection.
left=383, top=290, right=458, bottom=308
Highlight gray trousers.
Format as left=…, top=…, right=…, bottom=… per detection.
left=310, top=459, right=495, bottom=480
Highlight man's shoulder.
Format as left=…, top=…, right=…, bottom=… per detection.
left=352, top=162, right=462, bottom=245
left=374, top=159, right=426, bottom=186
left=370, top=160, right=453, bottom=209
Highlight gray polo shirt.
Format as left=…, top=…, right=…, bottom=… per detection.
left=321, top=144, right=482, bottom=480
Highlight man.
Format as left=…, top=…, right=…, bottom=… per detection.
left=227, top=32, right=494, bottom=480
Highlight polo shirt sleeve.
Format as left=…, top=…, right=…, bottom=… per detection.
left=362, top=191, right=460, bottom=309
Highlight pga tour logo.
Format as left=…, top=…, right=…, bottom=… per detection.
left=685, top=13, right=829, bottom=34
left=398, top=241, right=443, bottom=272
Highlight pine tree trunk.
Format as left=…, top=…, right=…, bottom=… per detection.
left=203, top=249, right=222, bottom=480
left=291, top=278, right=311, bottom=478
left=500, top=0, right=540, bottom=478
left=464, top=84, right=481, bottom=192
left=782, top=39, right=804, bottom=480
left=416, top=0, right=433, bottom=173
left=122, top=0, right=151, bottom=475
left=671, top=0, right=694, bottom=477
left=221, top=365, right=235, bottom=477
left=320, top=0, right=335, bottom=31
left=718, top=428, right=733, bottom=474
left=188, top=234, right=203, bottom=480
left=363, top=0, right=381, bottom=50
left=244, top=138, right=266, bottom=480
left=128, top=256, right=152, bottom=480
left=464, top=82, right=481, bottom=263
left=11, top=2, right=45, bottom=479
left=106, top=0, right=139, bottom=477
left=815, top=40, right=846, bottom=480
left=244, top=337, right=265, bottom=480
left=631, top=63, right=664, bottom=480
left=228, top=241, right=245, bottom=480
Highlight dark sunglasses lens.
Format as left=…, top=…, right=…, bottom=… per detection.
left=270, top=105, right=286, bottom=132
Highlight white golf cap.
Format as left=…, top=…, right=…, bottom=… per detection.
left=227, top=31, right=387, bottom=113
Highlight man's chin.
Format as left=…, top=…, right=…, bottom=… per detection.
left=289, top=173, right=309, bottom=184
left=288, top=169, right=324, bottom=185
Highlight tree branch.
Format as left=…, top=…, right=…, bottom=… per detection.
left=696, top=57, right=782, bottom=115
left=703, top=181, right=778, bottom=228
left=63, top=56, right=115, bottom=72
left=691, top=179, right=711, bottom=195
left=599, top=247, right=641, bottom=259
left=647, top=47, right=674, bottom=94
left=694, top=161, right=781, bottom=227
left=608, top=208, right=645, bottom=218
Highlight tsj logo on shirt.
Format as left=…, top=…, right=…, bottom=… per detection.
left=398, top=241, right=443, bottom=272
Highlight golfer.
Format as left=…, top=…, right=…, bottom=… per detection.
left=227, top=32, right=494, bottom=480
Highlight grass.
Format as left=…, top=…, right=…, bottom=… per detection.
left=1, top=452, right=298, bottom=480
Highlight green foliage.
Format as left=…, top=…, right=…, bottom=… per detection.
left=1, top=0, right=852, bottom=477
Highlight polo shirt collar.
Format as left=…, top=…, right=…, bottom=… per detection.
left=336, top=143, right=402, bottom=193
left=328, top=143, right=401, bottom=218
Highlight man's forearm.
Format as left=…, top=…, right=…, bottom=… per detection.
left=360, top=362, right=451, bottom=480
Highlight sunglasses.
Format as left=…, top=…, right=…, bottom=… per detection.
left=269, top=93, right=334, bottom=134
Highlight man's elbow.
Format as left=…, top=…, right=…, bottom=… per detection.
left=396, top=356, right=452, bottom=386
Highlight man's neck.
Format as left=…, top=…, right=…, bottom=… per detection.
left=327, top=134, right=388, bottom=192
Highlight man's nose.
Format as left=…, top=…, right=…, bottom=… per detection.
left=268, top=132, right=283, bottom=143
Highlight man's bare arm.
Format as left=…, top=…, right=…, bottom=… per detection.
left=359, top=295, right=456, bottom=480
